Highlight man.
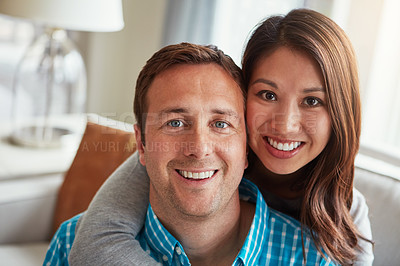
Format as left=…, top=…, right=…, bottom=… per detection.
left=44, top=43, right=335, bottom=265
left=131, top=44, right=252, bottom=265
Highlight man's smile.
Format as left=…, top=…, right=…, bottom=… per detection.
left=177, top=169, right=217, bottom=180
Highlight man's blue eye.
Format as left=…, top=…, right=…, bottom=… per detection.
left=215, top=121, right=228, bottom=128
left=168, top=120, right=183, bottom=127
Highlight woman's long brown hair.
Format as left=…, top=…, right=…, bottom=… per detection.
left=242, top=8, right=371, bottom=265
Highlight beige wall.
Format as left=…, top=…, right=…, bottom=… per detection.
left=83, top=0, right=167, bottom=123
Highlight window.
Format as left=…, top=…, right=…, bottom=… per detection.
left=355, top=0, right=400, bottom=161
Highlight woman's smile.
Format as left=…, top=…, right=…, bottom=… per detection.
left=263, top=136, right=304, bottom=159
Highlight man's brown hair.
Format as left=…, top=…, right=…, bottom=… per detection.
left=133, top=42, right=244, bottom=143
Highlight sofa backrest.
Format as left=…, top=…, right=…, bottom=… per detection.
left=354, top=166, right=400, bottom=266
left=52, top=118, right=136, bottom=235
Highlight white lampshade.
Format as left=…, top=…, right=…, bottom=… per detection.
left=0, top=0, right=124, bottom=32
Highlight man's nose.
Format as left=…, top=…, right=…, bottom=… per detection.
left=183, top=127, right=212, bottom=159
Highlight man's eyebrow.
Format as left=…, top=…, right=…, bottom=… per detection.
left=157, top=107, right=240, bottom=119
left=211, top=108, right=240, bottom=119
left=251, top=78, right=278, bottom=89
left=161, top=107, right=188, bottom=113
left=158, top=108, right=189, bottom=117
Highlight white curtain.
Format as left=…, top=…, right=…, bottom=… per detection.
left=162, top=0, right=217, bottom=46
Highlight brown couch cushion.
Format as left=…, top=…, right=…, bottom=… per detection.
left=52, top=121, right=136, bottom=234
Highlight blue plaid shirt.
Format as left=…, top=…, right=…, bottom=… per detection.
left=137, top=178, right=337, bottom=265
left=43, top=213, right=79, bottom=266
left=43, top=179, right=337, bottom=265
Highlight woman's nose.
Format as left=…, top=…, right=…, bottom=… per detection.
left=271, top=103, right=301, bottom=135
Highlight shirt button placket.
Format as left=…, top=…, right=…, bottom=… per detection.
left=176, top=246, right=188, bottom=265
left=175, top=246, right=182, bottom=255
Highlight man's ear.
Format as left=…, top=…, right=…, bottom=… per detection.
left=134, top=124, right=146, bottom=166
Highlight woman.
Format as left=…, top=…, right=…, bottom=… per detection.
left=70, top=9, right=373, bottom=265
left=242, top=9, right=373, bottom=265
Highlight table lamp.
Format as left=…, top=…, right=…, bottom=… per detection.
left=0, top=0, right=124, bottom=148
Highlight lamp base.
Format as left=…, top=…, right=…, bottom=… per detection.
left=9, top=126, right=74, bottom=148
left=11, top=27, right=86, bottom=149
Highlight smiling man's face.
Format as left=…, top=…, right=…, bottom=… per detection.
left=135, top=63, right=247, bottom=220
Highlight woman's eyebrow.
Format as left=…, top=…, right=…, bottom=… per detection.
left=303, top=87, right=325, bottom=93
left=251, top=78, right=278, bottom=89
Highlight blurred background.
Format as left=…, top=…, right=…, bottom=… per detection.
left=0, top=0, right=399, bottom=163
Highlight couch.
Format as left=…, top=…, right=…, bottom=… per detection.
left=0, top=116, right=399, bottom=266
left=0, top=114, right=135, bottom=266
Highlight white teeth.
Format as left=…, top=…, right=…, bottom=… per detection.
left=283, top=143, right=289, bottom=151
left=268, top=138, right=301, bottom=151
left=277, top=143, right=283, bottom=150
left=178, top=170, right=215, bottom=179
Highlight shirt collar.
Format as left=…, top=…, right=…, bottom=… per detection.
left=235, top=178, right=269, bottom=265
left=143, top=178, right=268, bottom=266
left=143, top=205, right=189, bottom=265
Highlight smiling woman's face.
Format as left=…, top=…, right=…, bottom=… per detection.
left=246, top=46, right=332, bottom=175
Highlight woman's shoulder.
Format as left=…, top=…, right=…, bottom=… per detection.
left=351, top=188, right=374, bottom=265
left=350, top=187, right=373, bottom=237
left=350, top=188, right=369, bottom=220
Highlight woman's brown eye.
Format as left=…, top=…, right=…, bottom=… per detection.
left=305, top=97, right=320, bottom=106
left=256, top=90, right=277, bottom=101
left=265, top=92, right=276, bottom=100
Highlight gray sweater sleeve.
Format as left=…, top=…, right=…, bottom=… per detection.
left=69, top=152, right=158, bottom=265
left=350, top=188, right=374, bottom=266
